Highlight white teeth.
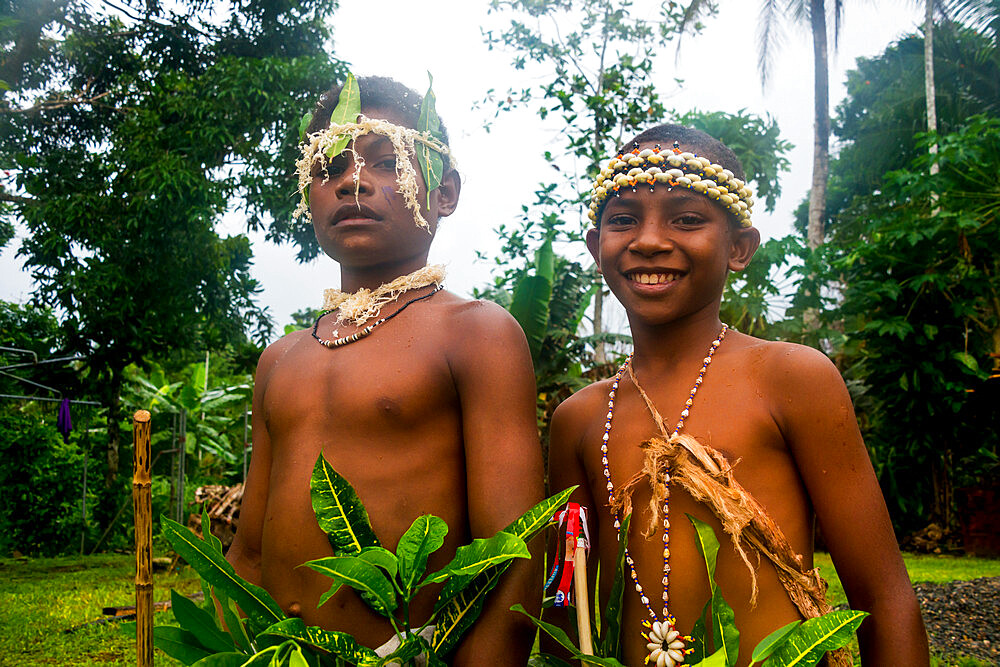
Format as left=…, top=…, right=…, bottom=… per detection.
left=632, top=273, right=677, bottom=285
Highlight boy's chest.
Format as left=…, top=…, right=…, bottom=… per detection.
left=263, top=330, right=459, bottom=436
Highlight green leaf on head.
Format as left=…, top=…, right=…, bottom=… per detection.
left=417, top=71, right=445, bottom=207
left=325, top=72, right=362, bottom=159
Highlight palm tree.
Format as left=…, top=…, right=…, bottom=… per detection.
left=757, top=0, right=844, bottom=250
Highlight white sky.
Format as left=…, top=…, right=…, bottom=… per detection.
left=0, top=0, right=926, bottom=342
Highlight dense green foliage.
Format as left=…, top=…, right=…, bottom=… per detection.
left=0, top=0, right=345, bottom=492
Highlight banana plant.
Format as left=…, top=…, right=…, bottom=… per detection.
left=154, top=453, right=575, bottom=665
left=518, top=514, right=867, bottom=667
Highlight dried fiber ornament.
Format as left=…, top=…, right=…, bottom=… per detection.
left=322, top=264, right=446, bottom=327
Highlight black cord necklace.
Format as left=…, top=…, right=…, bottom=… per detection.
left=311, top=284, right=443, bottom=349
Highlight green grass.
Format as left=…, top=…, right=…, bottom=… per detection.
left=0, top=553, right=200, bottom=666
left=814, top=552, right=1000, bottom=667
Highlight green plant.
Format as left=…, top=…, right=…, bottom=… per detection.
left=521, top=515, right=866, bottom=666
left=155, top=454, right=575, bottom=665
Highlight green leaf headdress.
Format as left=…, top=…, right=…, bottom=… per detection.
left=294, top=72, right=456, bottom=232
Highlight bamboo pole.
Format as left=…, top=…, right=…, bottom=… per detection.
left=574, top=543, right=593, bottom=657
left=132, top=410, right=153, bottom=667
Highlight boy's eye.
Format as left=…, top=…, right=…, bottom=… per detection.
left=675, top=214, right=704, bottom=227
left=313, top=158, right=346, bottom=178
left=605, top=214, right=636, bottom=227
left=374, top=156, right=397, bottom=169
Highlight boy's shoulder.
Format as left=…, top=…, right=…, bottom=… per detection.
left=436, top=292, right=530, bottom=347
left=728, top=333, right=843, bottom=389
left=550, top=376, right=616, bottom=446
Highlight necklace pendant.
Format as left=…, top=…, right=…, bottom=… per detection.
left=643, top=620, right=690, bottom=667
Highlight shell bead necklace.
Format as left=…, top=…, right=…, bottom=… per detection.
left=601, top=324, right=729, bottom=667
left=311, top=285, right=442, bottom=349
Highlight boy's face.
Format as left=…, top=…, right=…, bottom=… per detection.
left=309, top=106, right=460, bottom=270
left=586, top=142, right=759, bottom=327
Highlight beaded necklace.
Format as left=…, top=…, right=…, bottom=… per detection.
left=311, top=285, right=442, bottom=349
left=601, top=324, right=729, bottom=667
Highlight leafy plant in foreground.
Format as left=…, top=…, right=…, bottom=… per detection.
left=154, top=453, right=575, bottom=665
left=519, top=514, right=867, bottom=667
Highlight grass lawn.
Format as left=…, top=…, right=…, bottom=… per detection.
left=815, top=552, right=1000, bottom=667
left=0, top=552, right=199, bottom=666
left=1, top=550, right=998, bottom=665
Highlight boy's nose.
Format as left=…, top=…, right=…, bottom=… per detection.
left=335, top=162, right=372, bottom=197
left=629, top=222, right=674, bottom=256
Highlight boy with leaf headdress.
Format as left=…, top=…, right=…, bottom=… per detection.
left=227, top=74, right=544, bottom=663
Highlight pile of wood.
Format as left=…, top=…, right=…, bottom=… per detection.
left=188, top=483, right=243, bottom=551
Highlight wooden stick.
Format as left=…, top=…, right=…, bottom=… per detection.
left=132, top=410, right=153, bottom=667
left=574, top=543, right=593, bottom=657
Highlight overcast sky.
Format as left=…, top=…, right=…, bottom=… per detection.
left=1, top=0, right=927, bottom=341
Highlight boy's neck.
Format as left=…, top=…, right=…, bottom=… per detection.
left=628, top=310, right=726, bottom=373
left=338, top=256, right=432, bottom=293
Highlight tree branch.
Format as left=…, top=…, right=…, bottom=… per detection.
left=0, top=192, right=36, bottom=206
left=1, top=90, right=114, bottom=115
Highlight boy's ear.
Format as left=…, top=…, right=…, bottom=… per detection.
left=435, top=169, right=461, bottom=219
left=585, top=227, right=602, bottom=274
left=728, top=225, right=760, bottom=272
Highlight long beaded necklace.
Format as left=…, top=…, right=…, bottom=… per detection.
left=601, top=324, right=729, bottom=667
left=311, top=285, right=442, bottom=349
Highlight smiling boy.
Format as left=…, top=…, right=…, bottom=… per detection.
left=548, top=124, right=927, bottom=666
left=226, top=75, right=544, bottom=663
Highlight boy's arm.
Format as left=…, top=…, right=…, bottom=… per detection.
left=447, top=302, right=545, bottom=667
left=543, top=394, right=601, bottom=659
left=774, top=345, right=928, bottom=665
left=226, top=343, right=281, bottom=585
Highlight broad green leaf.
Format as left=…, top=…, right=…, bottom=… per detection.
left=325, top=72, right=361, bottom=158
left=286, top=643, right=310, bottom=667
left=257, top=617, right=379, bottom=663
left=431, top=486, right=576, bottom=656
left=510, top=604, right=626, bottom=666
left=600, top=513, right=630, bottom=660
left=306, top=556, right=396, bottom=616
left=237, top=645, right=280, bottom=667
left=508, top=236, right=555, bottom=364
left=417, top=71, right=445, bottom=206
left=170, top=588, right=235, bottom=653
left=358, top=546, right=399, bottom=579
left=431, top=566, right=505, bottom=656
left=153, top=625, right=213, bottom=665
left=763, top=610, right=868, bottom=666
left=953, top=351, right=979, bottom=372
left=161, top=516, right=284, bottom=635
left=504, top=486, right=576, bottom=541
left=298, top=112, right=313, bottom=142
left=190, top=654, right=247, bottom=667
left=397, top=514, right=448, bottom=594
left=421, top=531, right=528, bottom=587
left=691, top=648, right=729, bottom=667
left=200, top=508, right=224, bottom=614
left=217, top=589, right=252, bottom=653
left=688, top=597, right=711, bottom=663
left=310, top=454, right=380, bottom=555
left=381, top=634, right=425, bottom=666
left=748, top=620, right=801, bottom=666
left=688, top=514, right=739, bottom=666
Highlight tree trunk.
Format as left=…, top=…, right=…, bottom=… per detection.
left=807, top=0, right=830, bottom=250
left=925, top=0, right=940, bottom=177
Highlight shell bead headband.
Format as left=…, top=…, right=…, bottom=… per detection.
left=588, top=141, right=754, bottom=228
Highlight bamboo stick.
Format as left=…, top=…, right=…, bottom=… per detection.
left=574, top=543, right=593, bottom=657
left=132, top=410, right=153, bottom=667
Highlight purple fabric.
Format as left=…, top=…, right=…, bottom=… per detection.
left=57, top=398, right=72, bottom=442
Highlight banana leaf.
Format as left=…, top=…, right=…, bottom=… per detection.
left=311, top=454, right=380, bottom=555
left=160, top=516, right=284, bottom=635
left=509, top=235, right=555, bottom=364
